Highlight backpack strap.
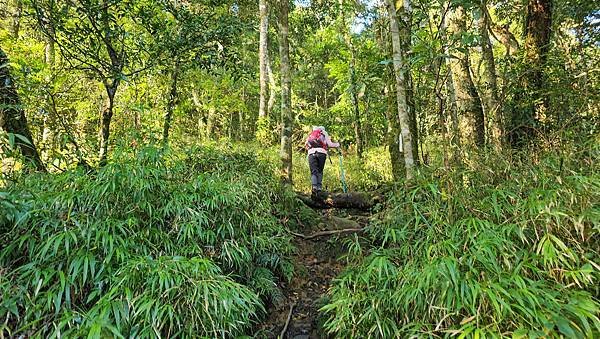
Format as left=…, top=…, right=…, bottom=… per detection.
left=320, top=134, right=327, bottom=149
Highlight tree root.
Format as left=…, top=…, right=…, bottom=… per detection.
left=290, top=228, right=364, bottom=240
left=279, top=302, right=296, bottom=339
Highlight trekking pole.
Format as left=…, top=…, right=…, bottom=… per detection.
left=338, top=148, right=348, bottom=193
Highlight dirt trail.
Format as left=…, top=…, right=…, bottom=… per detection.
left=257, top=209, right=369, bottom=339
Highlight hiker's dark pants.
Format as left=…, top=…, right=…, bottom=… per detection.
left=308, top=152, right=327, bottom=190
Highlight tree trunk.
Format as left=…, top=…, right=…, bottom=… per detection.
left=98, top=81, right=118, bottom=166
left=230, top=89, right=242, bottom=141
left=386, top=0, right=415, bottom=180
left=258, top=0, right=269, bottom=120
left=460, top=53, right=486, bottom=147
left=446, top=69, right=462, bottom=164
left=238, top=110, right=245, bottom=140
left=97, top=0, right=123, bottom=165
left=406, top=71, right=419, bottom=162
left=267, top=50, right=277, bottom=117
left=41, top=113, right=51, bottom=161
left=449, top=7, right=486, bottom=148
left=385, top=83, right=404, bottom=180
left=191, top=90, right=203, bottom=137
left=134, top=80, right=143, bottom=130
left=441, top=14, right=462, bottom=165
left=510, top=0, right=552, bottom=147
left=10, top=0, right=22, bottom=39
left=350, top=52, right=363, bottom=158
left=163, top=60, right=180, bottom=145
left=278, top=0, right=293, bottom=185
left=400, top=2, right=419, bottom=164
left=432, top=50, right=449, bottom=166
left=206, top=106, right=216, bottom=139
left=229, top=110, right=241, bottom=140
left=134, top=110, right=141, bottom=130
left=479, top=0, right=502, bottom=146
left=45, top=32, right=55, bottom=66
left=379, top=15, right=404, bottom=179
left=41, top=31, right=56, bottom=161
left=0, top=48, right=45, bottom=171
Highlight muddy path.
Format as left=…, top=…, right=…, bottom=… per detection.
left=257, top=209, right=370, bottom=338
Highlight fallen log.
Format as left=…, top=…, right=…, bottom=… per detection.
left=296, top=191, right=382, bottom=210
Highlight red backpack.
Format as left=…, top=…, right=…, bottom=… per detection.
left=307, top=129, right=327, bottom=149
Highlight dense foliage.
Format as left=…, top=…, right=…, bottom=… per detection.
left=0, top=145, right=297, bottom=337
left=322, top=141, right=600, bottom=337
left=1, top=0, right=599, bottom=337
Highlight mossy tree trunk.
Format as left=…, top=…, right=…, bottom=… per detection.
left=509, top=0, right=552, bottom=148
left=441, top=13, right=462, bottom=165
left=479, top=0, right=502, bottom=146
left=98, top=79, right=119, bottom=165
left=0, top=48, right=46, bottom=172
left=386, top=83, right=404, bottom=180
left=449, top=7, right=486, bottom=148
left=10, top=0, right=23, bottom=39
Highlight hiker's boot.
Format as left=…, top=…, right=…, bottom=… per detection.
left=317, top=189, right=328, bottom=200
left=311, top=188, right=322, bottom=201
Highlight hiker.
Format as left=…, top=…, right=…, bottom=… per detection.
left=305, top=126, right=340, bottom=199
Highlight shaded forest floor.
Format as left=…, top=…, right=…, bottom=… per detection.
left=258, top=208, right=371, bottom=338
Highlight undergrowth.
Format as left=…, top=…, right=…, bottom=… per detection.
left=0, top=145, right=301, bottom=337
left=322, top=141, right=600, bottom=338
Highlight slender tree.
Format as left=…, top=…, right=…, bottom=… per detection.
left=163, top=59, right=180, bottom=144
left=10, top=0, right=23, bottom=39
left=386, top=0, right=415, bottom=180
left=0, top=48, right=45, bottom=171
left=41, top=21, right=56, bottom=161
left=399, top=0, right=419, bottom=164
left=376, top=8, right=404, bottom=180
left=278, top=0, right=293, bottom=184
left=267, top=50, right=277, bottom=116
left=348, top=35, right=363, bottom=159
left=441, top=9, right=462, bottom=164
left=258, top=0, right=269, bottom=120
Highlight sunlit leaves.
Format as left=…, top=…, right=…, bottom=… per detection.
left=0, top=144, right=294, bottom=336
left=322, top=144, right=600, bottom=337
